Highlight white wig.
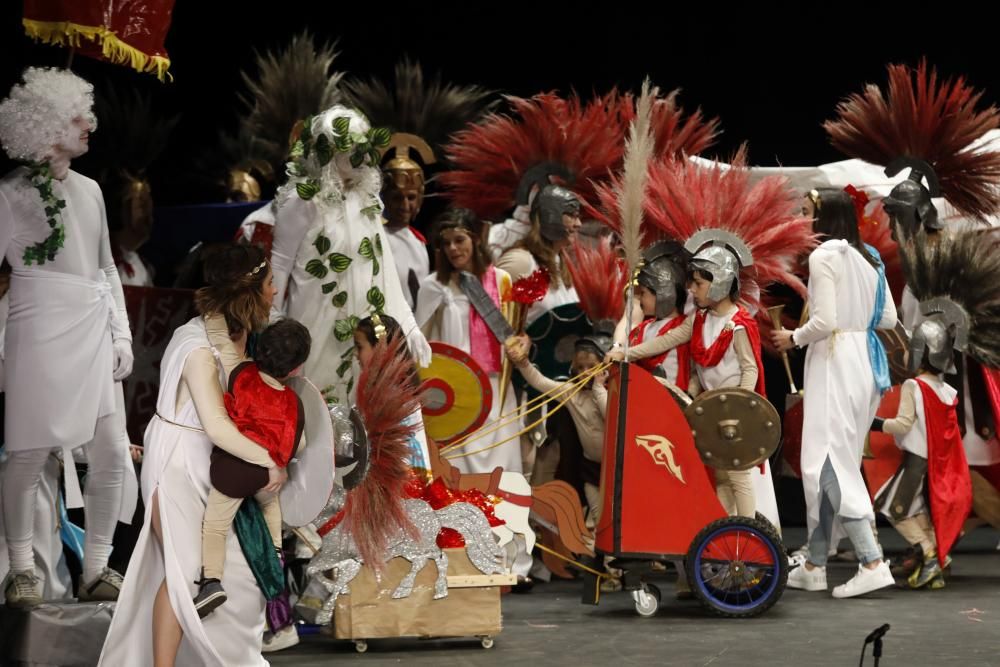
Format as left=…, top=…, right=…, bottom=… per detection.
left=0, top=67, right=96, bottom=163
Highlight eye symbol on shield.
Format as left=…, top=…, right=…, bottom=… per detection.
left=635, top=434, right=685, bottom=484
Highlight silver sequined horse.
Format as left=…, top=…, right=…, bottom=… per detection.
left=306, top=495, right=505, bottom=625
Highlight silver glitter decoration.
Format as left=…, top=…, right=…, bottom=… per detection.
left=329, top=405, right=356, bottom=457
left=306, top=496, right=506, bottom=623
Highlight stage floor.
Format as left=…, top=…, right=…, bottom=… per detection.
left=270, top=527, right=1000, bottom=666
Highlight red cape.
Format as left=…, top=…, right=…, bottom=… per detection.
left=917, top=378, right=973, bottom=564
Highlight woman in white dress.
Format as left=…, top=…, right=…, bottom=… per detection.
left=773, top=188, right=897, bottom=598
left=495, top=184, right=581, bottom=326
left=415, top=209, right=520, bottom=474
left=100, top=244, right=284, bottom=666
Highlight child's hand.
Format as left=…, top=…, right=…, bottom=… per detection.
left=129, top=445, right=143, bottom=463
left=605, top=348, right=625, bottom=364
left=592, top=370, right=609, bottom=389
left=505, top=335, right=530, bottom=363
left=263, top=465, right=288, bottom=493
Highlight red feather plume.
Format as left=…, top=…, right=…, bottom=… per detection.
left=825, top=60, right=1000, bottom=220
left=345, top=335, right=424, bottom=571
left=441, top=92, right=626, bottom=221
left=566, top=237, right=627, bottom=322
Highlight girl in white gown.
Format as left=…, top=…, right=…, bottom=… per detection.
left=415, top=209, right=521, bottom=474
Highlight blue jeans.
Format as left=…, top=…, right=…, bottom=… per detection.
left=808, top=457, right=883, bottom=566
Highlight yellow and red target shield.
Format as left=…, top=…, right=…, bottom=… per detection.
left=418, top=342, right=493, bottom=445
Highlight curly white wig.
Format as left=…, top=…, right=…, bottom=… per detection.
left=0, top=67, right=96, bottom=163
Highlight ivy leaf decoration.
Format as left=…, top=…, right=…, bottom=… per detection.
left=358, top=237, right=374, bottom=259
left=334, top=135, right=351, bottom=152
left=332, top=291, right=349, bottom=308
left=328, top=253, right=352, bottom=273
left=375, top=234, right=383, bottom=256
left=296, top=180, right=320, bottom=201
left=289, top=140, right=305, bottom=160
left=313, top=234, right=331, bottom=255
left=347, top=376, right=355, bottom=395
left=336, top=359, right=352, bottom=378
left=366, top=286, right=386, bottom=311
left=314, top=133, right=333, bottom=166
left=333, top=318, right=354, bottom=342
left=321, top=280, right=338, bottom=294
left=305, top=259, right=328, bottom=279
left=333, top=116, right=351, bottom=135
left=340, top=346, right=355, bottom=359
left=360, top=204, right=381, bottom=221
left=373, top=256, right=380, bottom=276
left=371, top=127, right=391, bottom=148
left=349, top=151, right=365, bottom=169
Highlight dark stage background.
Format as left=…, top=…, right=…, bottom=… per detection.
left=1, top=2, right=997, bottom=204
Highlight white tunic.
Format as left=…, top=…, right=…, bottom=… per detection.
left=794, top=240, right=897, bottom=526
left=640, top=317, right=681, bottom=385
left=100, top=319, right=268, bottom=667
left=270, top=194, right=424, bottom=404
left=415, top=271, right=522, bottom=474
left=117, top=247, right=153, bottom=287
left=487, top=214, right=531, bottom=262
left=386, top=226, right=429, bottom=310
left=695, top=309, right=744, bottom=392
left=0, top=168, right=130, bottom=453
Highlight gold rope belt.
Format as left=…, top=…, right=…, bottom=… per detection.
left=153, top=412, right=206, bottom=434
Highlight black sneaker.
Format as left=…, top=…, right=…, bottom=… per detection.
left=193, top=578, right=227, bottom=618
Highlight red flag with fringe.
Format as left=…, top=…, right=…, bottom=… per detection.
left=22, top=0, right=174, bottom=81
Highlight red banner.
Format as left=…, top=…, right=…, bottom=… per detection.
left=22, top=0, right=174, bottom=81
left=121, top=286, right=195, bottom=442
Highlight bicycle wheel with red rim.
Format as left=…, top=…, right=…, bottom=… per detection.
left=685, top=515, right=788, bottom=618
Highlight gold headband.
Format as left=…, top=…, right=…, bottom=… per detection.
left=807, top=189, right=822, bottom=213
left=247, top=260, right=267, bottom=277
left=371, top=312, right=387, bottom=340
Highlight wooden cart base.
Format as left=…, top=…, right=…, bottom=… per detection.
left=333, top=547, right=516, bottom=651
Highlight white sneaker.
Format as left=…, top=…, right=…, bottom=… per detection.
left=787, top=564, right=827, bottom=591
left=262, top=625, right=300, bottom=653
left=832, top=561, right=894, bottom=599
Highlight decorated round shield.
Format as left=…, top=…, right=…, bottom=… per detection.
left=684, top=388, right=781, bottom=471
left=332, top=405, right=370, bottom=491
left=418, top=342, right=493, bottom=445
left=281, top=377, right=336, bottom=527
left=516, top=303, right=592, bottom=395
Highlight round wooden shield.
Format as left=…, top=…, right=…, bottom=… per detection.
left=418, top=342, right=493, bottom=445
left=684, top=388, right=782, bottom=471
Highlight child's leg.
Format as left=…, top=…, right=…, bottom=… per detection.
left=255, top=490, right=283, bottom=550
left=913, top=513, right=937, bottom=555
left=202, top=487, right=243, bottom=580
left=715, top=471, right=737, bottom=515
left=716, top=469, right=756, bottom=517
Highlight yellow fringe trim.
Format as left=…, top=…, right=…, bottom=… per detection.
left=23, top=18, right=172, bottom=82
